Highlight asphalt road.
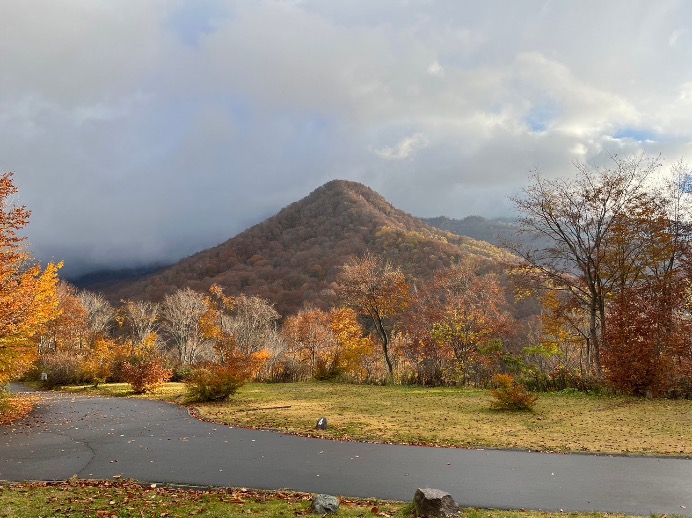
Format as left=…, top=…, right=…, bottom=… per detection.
left=2, top=385, right=691, bottom=516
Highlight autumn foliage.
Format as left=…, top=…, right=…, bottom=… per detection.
left=489, top=374, right=538, bottom=411
left=0, top=173, right=61, bottom=386
left=282, top=306, right=372, bottom=380
left=513, top=156, right=692, bottom=397
left=6, top=160, right=692, bottom=400
left=121, top=334, right=172, bottom=394
left=185, top=363, right=244, bottom=402
left=336, top=254, right=410, bottom=377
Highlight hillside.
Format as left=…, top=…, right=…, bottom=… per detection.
left=423, top=215, right=518, bottom=246
left=98, top=180, right=514, bottom=316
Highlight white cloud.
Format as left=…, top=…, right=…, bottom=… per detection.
left=1, top=0, right=692, bottom=275
left=373, top=133, right=430, bottom=160
left=427, top=60, right=445, bottom=77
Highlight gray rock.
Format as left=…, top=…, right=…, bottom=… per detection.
left=316, top=417, right=328, bottom=430
left=312, top=493, right=339, bottom=514
left=413, top=488, right=459, bottom=517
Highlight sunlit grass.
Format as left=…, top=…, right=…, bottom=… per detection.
left=60, top=382, right=692, bottom=456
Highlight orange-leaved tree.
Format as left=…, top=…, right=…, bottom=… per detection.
left=185, top=285, right=267, bottom=401
left=0, top=172, right=61, bottom=386
left=282, top=305, right=370, bottom=380
left=427, top=261, right=512, bottom=386
left=336, top=253, right=410, bottom=378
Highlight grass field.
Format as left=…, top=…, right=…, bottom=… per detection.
left=61, top=382, right=692, bottom=456
left=0, top=480, right=658, bottom=518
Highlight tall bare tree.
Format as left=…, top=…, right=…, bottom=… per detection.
left=510, top=154, right=660, bottom=375
left=222, top=294, right=280, bottom=355
left=118, top=299, right=159, bottom=346
left=161, top=288, right=210, bottom=364
left=77, top=290, right=115, bottom=344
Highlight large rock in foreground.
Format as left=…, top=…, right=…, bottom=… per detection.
left=413, top=488, right=459, bottom=517
left=312, top=494, right=339, bottom=514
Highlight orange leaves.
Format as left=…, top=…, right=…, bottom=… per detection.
left=603, top=282, right=692, bottom=397
left=337, top=254, right=411, bottom=321
left=283, top=307, right=334, bottom=377
left=404, top=261, right=512, bottom=386
left=79, top=337, right=118, bottom=386
left=282, top=306, right=370, bottom=380
left=489, top=373, right=538, bottom=411
left=0, top=173, right=61, bottom=384
left=0, top=392, right=37, bottom=425
left=336, top=254, right=410, bottom=376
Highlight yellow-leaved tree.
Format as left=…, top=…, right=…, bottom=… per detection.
left=0, top=172, right=61, bottom=386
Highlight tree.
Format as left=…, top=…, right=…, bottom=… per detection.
left=78, top=291, right=114, bottom=343
left=282, top=305, right=370, bottom=379
left=221, top=294, right=280, bottom=356
left=39, top=281, right=88, bottom=354
left=160, top=288, right=211, bottom=364
left=196, top=285, right=269, bottom=389
left=117, top=299, right=159, bottom=346
left=336, top=253, right=410, bottom=377
left=534, top=287, right=590, bottom=375
left=510, top=154, right=660, bottom=375
left=428, top=262, right=512, bottom=386
left=599, top=163, right=692, bottom=395
left=0, top=172, right=61, bottom=385
left=282, top=307, right=333, bottom=378
left=327, top=306, right=372, bottom=379
left=121, top=332, right=171, bottom=394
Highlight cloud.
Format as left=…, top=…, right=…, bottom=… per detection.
left=1, top=0, right=691, bottom=276
left=373, top=133, right=430, bottom=160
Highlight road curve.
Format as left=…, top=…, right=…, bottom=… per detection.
left=1, top=386, right=691, bottom=516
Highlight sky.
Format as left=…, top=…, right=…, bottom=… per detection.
left=2, top=0, right=692, bottom=277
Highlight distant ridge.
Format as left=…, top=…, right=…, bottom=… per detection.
left=69, top=264, right=170, bottom=292
left=96, top=180, right=514, bottom=316
left=423, top=215, right=519, bottom=246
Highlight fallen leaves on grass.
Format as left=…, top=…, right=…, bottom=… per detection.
left=0, top=394, right=37, bottom=425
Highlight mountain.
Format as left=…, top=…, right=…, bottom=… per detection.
left=423, top=216, right=519, bottom=246
left=96, top=180, right=515, bottom=316
left=69, top=264, right=170, bottom=292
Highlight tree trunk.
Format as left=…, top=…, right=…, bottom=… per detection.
left=374, top=317, right=394, bottom=377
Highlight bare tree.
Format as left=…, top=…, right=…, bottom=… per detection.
left=509, top=154, right=660, bottom=375
left=222, top=294, right=280, bottom=355
left=160, top=288, right=211, bottom=364
left=119, top=299, right=159, bottom=345
left=77, top=290, right=115, bottom=342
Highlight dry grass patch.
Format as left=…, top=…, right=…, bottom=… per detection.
left=194, top=383, right=692, bottom=455
left=60, top=381, right=692, bottom=456
left=62, top=382, right=187, bottom=401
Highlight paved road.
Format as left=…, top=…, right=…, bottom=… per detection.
left=2, top=386, right=691, bottom=516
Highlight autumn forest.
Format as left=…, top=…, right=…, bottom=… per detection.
left=2, top=154, right=692, bottom=407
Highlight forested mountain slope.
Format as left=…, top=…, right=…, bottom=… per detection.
left=98, top=180, right=515, bottom=316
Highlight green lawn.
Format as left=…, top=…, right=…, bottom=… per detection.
left=62, top=381, right=692, bottom=456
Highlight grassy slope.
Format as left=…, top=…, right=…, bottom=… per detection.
left=62, top=382, right=692, bottom=456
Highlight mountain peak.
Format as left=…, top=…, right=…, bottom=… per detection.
left=97, top=180, right=510, bottom=315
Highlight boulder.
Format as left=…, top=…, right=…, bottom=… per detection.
left=413, top=488, right=459, bottom=517
left=316, top=417, right=328, bottom=430
left=312, top=494, right=339, bottom=514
